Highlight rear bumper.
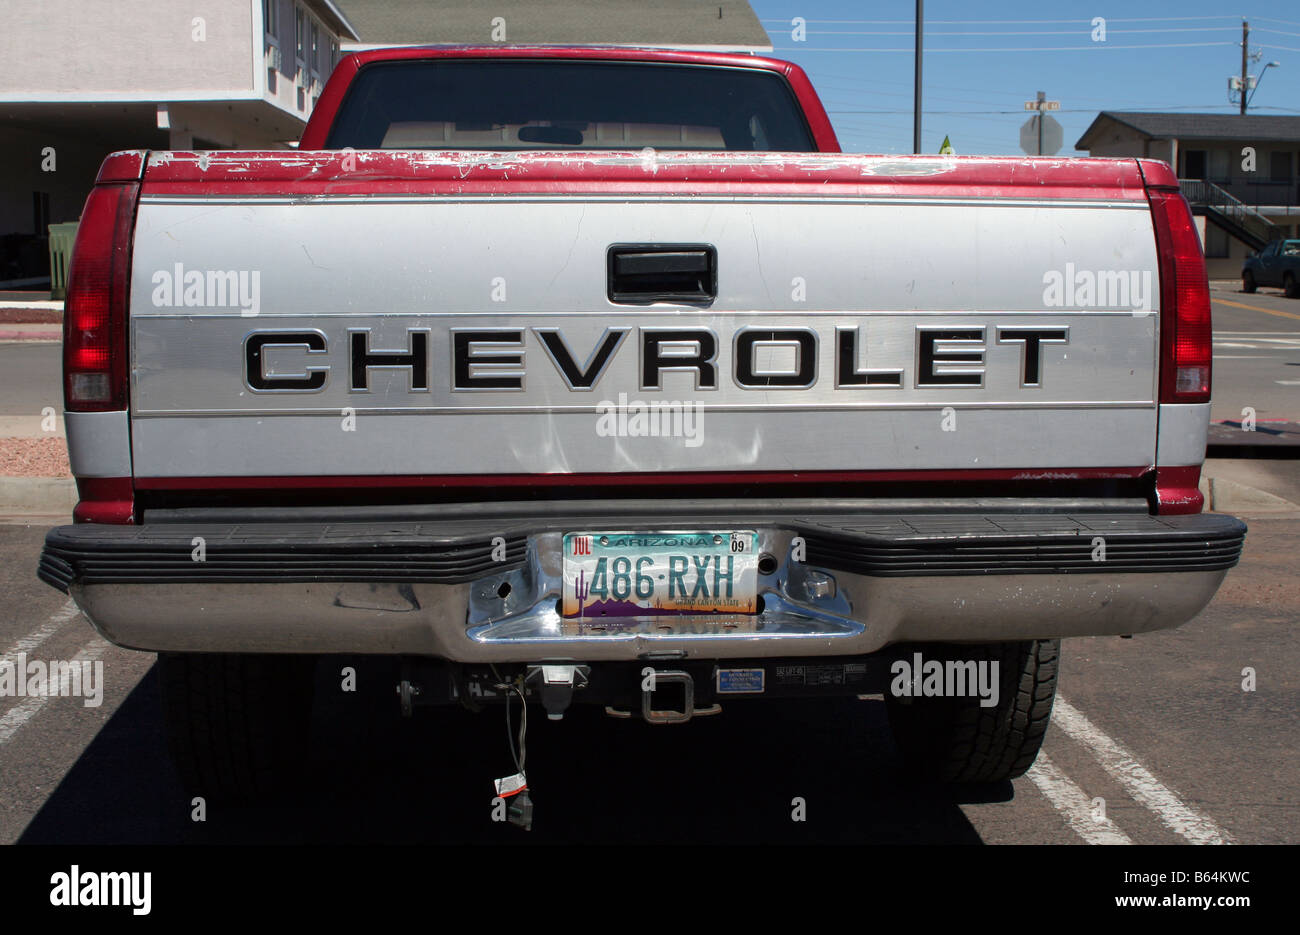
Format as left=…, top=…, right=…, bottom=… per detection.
left=39, top=505, right=1246, bottom=661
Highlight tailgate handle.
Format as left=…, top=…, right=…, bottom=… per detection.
left=607, top=244, right=716, bottom=304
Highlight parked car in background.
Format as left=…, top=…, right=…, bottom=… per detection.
left=1242, top=238, right=1300, bottom=298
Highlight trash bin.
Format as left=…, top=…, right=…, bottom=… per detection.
left=47, top=221, right=80, bottom=300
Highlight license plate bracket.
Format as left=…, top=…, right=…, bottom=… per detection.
left=561, top=531, right=759, bottom=619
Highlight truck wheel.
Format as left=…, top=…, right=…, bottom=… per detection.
left=1242, top=270, right=1256, bottom=293
left=158, top=652, right=317, bottom=803
left=1285, top=272, right=1299, bottom=299
left=884, top=640, right=1058, bottom=784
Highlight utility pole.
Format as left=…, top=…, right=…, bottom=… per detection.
left=1036, top=91, right=1044, bottom=154
left=1240, top=20, right=1249, bottom=115
left=913, top=0, right=923, bottom=153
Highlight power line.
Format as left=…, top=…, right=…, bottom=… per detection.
left=828, top=107, right=1234, bottom=115
left=778, top=42, right=1236, bottom=53
left=763, top=16, right=1242, bottom=25
left=806, top=27, right=1237, bottom=37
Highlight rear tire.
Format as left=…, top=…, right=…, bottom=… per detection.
left=1285, top=272, right=1299, bottom=299
left=885, top=640, right=1058, bottom=783
left=1242, top=270, right=1257, bottom=293
left=158, top=652, right=317, bottom=804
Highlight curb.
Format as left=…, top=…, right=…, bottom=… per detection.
left=1202, top=475, right=1300, bottom=514
left=0, top=477, right=76, bottom=516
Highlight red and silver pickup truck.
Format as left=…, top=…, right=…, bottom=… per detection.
left=39, top=46, right=1245, bottom=804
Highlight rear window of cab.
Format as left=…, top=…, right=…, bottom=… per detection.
left=324, top=59, right=817, bottom=152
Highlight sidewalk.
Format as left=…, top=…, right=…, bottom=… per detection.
left=0, top=298, right=62, bottom=342
left=0, top=294, right=72, bottom=511
left=0, top=323, right=62, bottom=343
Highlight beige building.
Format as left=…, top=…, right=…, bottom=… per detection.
left=0, top=0, right=357, bottom=287
left=1077, top=112, right=1300, bottom=279
left=337, top=0, right=772, bottom=51
left=1, top=0, right=772, bottom=290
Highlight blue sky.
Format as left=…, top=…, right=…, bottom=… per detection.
left=749, top=1, right=1300, bottom=155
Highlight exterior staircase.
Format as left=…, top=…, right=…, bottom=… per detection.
left=1179, top=179, right=1280, bottom=251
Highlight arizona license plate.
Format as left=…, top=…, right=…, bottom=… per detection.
left=561, top=531, right=759, bottom=618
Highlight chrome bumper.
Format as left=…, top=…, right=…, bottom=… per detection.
left=40, top=508, right=1246, bottom=661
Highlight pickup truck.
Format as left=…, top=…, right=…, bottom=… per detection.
left=1242, top=238, right=1300, bottom=297
left=39, top=46, right=1245, bottom=807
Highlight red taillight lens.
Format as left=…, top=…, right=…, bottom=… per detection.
left=64, top=182, right=137, bottom=411
left=1148, top=188, right=1211, bottom=403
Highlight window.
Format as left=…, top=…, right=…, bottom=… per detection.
left=294, top=5, right=306, bottom=109
left=308, top=21, right=321, bottom=108
left=1270, top=150, right=1292, bottom=182
left=1203, top=222, right=1229, bottom=258
left=325, top=61, right=818, bottom=152
left=1183, top=150, right=1207, bottom=180
left=264, top=1, right=280, bottom=94
left=330, top=38, right=339, bottom=72
left=1209, top=148, right=1230, bottom=181
left=33, top=191, right=51, bottom=236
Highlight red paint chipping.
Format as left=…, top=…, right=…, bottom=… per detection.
left=73, top=477, right=134, bottom=524
left=1154, top=465, right=1205, bottom=515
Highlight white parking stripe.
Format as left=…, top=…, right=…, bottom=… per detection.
left=1052, top=696, right=1234, bottom=845
left=0, top=599, right=81, bottom=669
left=1026, top=753, right=1134, bottom=845
left=0, top=641, right=107, bottom=746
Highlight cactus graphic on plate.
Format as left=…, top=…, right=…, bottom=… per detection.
left=573, top=567, right=590, bottom=613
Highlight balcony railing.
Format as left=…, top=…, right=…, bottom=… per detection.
left=1180, top=179, right=1281, bottom=248
left=1182, top=178, right=1299, bottom=209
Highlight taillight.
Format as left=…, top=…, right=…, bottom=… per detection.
left=64, top=182, right=137, bottom=411
left=1148, top=188, right=1211, bottom=403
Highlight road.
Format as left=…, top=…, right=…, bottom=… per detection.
left=0, top=502, right=1296, bottom=844
left=0, top=288, right=1296, bottom=844
left=1208, top=284, right=1300, bottom=424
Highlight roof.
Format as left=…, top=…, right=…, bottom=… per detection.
left=334, top=0, right=772, bottom=50
left=1077, top=111, right=1300, bottom=149
left=306, top=0, right=360, bottom=41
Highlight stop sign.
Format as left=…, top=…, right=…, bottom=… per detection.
left=1020, top=114, right=1063, bottom=156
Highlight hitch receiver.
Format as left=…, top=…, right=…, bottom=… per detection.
left=642, top=669, right=722, bottom=724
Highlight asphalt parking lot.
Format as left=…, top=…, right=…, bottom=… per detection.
left=0, top=288, right=1297, bottom=846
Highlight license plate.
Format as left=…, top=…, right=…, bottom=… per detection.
left=561, top=531, right=759, bottom=619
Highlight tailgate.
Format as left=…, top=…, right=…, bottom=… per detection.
left=127, top=151, right=1160, bottom=482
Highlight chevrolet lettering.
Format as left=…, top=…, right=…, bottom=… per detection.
left=243, top=325, right=1074, bottom=394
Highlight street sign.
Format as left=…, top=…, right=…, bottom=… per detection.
left=1024, top=100, right=1061, bottom=111
left=1020, top=114, right=1063, bottom=156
